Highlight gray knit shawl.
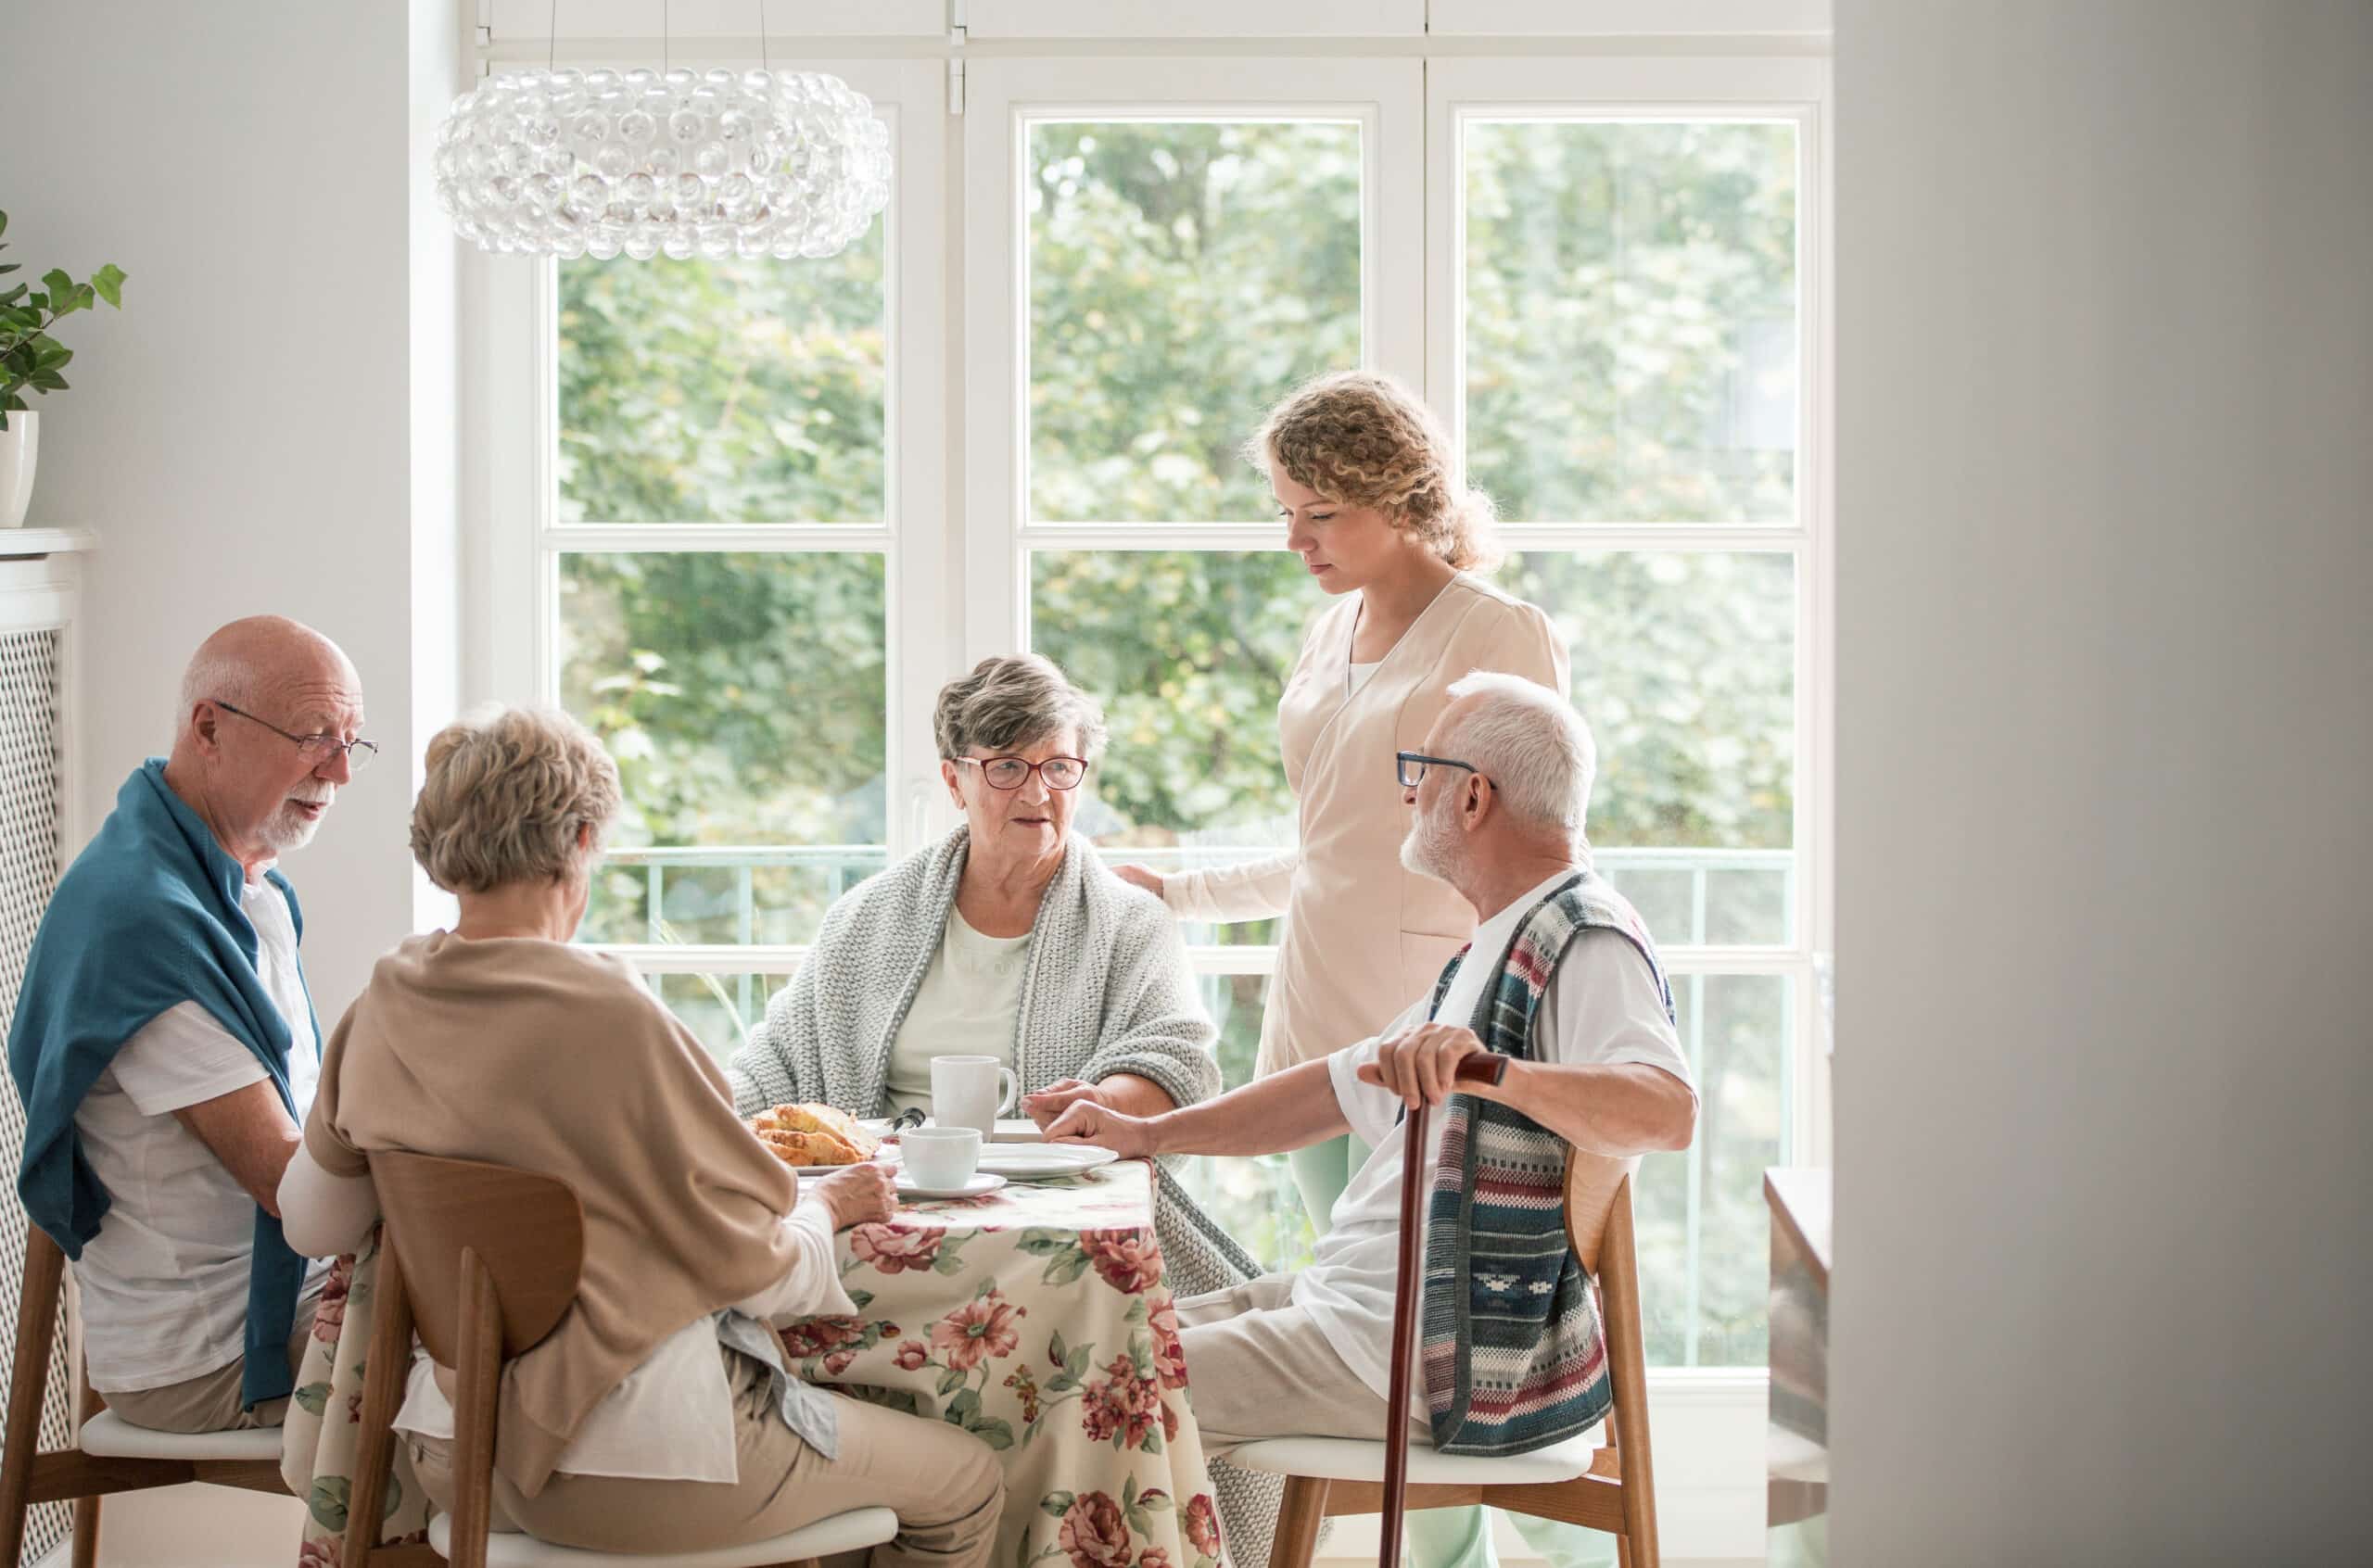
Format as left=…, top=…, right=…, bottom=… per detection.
left=725, top=828, right=1259, bottom=1291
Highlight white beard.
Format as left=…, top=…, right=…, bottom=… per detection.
left=1399, top=794, right=1464, bottom=882
left=260, top=792, right=332, bottom=853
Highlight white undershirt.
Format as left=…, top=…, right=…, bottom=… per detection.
left=1291, top=871, right=1695, bottom=1402
left=74, top=876, right=326, bottom=1393
left=1346, top=659, right=1383, bottom=694
left=881, top=906, right=1030, bottom=1117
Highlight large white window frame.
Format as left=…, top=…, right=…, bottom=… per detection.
left=469, top=25, right=1832, bottom=1560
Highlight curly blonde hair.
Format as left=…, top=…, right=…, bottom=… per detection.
left=1249, top=371, right=1501, bottom=570
left=411, top=707, right=622, bottom=893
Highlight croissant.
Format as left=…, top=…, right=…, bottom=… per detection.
left=747, top=1103, right=880, bottom=1166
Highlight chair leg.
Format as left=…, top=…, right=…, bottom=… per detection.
left=1267, top=1476, right=1329, bottom=1568
left=1, top=1230, right=68, bottom=1568
left=70, top=1372, right=104, bottom=1568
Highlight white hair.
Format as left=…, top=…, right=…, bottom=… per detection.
left=1440, top=669, right=1596, bottom=843
left=174, top=650, right=261, bottom=744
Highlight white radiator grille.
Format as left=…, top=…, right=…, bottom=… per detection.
left=0, top=627, right=70, bottom=1565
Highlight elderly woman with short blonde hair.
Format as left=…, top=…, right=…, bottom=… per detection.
left=727, top=655, right=1254, bottom=1294
left=276, top=706, right=1004, bottom=1562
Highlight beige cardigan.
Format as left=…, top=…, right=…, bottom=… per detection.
left=306, top=933, right=805, bottom=1498
left=1164, top=573, right=1569, bottom=1073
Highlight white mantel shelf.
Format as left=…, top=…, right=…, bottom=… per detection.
left=0, top=528, right=98, bottom=560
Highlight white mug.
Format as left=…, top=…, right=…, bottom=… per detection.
left=901, top=1126, right=982, bottom=1190
left=931, top=1055, right=1018, bottom=1137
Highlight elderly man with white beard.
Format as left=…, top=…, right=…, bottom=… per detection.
left=8, top=616, right=369, bottom=1433
left=1043, top=670, right=1698, bottom=1558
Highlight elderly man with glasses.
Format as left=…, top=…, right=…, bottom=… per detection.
left=1047, top=672, right=1698, bottom=1568
left=8, top=615, right=370, bottom=1433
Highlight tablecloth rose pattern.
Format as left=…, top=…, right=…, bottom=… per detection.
left=281, top=1229, right=432, bottom=1564
left=784, top=1162, right=1225, bottom=1568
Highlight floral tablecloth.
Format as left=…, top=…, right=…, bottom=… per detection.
left=281, top=1160, right=1224, bottom=1568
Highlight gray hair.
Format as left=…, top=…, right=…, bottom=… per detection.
left=174, top=651, right=260, bottom=742
left=1441, top=670, right=1596, bottom=842
left=934, top=654, right=1108, bottom=762
left=411, top=706, right=622, bottom=893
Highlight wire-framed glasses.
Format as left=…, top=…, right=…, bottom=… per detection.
left=211, top=700, right=379, bottom=771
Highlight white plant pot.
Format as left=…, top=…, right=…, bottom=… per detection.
left=0, top=411, right=35, bottom=529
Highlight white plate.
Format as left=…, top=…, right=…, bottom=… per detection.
left=895, top=1171, right=1008, bottom=1200
left=974, top=1144, right=1119, bottom=1180
left=863, top=1118, right=1047, bottom=1144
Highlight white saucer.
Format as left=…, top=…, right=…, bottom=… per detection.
left=895, top=1171, right=1008, bottom=1200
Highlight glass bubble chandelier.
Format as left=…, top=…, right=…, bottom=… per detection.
left=435, top=61, right=891, bottom=261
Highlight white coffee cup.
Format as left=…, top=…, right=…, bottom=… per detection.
left=931, top=1055, right=1018, bottom=1137
left=901, top=1126, right=982, bottom=1190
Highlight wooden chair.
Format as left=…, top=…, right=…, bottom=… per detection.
left=1227, top=1149, right=1663, bottom=1568
left=345, top=1151, right=898, bottom=1568
left=0, top=1226, right=290, bottom=1568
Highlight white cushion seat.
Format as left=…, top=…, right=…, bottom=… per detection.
left=74, top=1409, right=285, bottom=1462
left=1224, top=1430, right=1603, bottom=1486
left=427, top=1504, right=900, bottom=1567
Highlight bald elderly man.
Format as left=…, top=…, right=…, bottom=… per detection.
left=8, top=616, right=370, bottom=1433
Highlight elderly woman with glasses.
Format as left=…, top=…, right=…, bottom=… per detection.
left=726, top=654, right=1252, bottom=1289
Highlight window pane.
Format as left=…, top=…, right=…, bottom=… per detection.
left=1632, top=973, right=1791, bottom=1367
left=1503, top=550, right=1794, bottom=943
left=560, top=551, right=886, bottom=946
left=558, top=240, right=886, bottom=525
left=1028, top=121, right=1363, bottom=523
left=1466, top=120, right=1796, bottom=524
left=643, top=971, right=798, bottom=1063
left=1031, top=550, right=1312, bottom=945
left=1173, top=974, right=1317, bottom=1272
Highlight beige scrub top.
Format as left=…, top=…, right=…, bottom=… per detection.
left=1162, top=572, right=1570, bottom=1074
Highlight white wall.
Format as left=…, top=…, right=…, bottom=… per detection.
left=1834, top=3, right=2372, bottom=1562
left=0, top=0, right=463, bottom=1022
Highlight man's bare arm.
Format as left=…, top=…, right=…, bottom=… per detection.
left=174, top=1081, right=301, bottom=1216
left=1043, top=1056, right=1350, bottom=1159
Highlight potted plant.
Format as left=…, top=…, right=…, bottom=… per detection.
left=0, top=209, right=126, bottom=528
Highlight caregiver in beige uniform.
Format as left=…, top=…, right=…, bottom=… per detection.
left=1115, top=371, right=1568, bottom=1229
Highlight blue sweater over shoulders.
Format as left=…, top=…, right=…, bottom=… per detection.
left=6, top=759, right=317, bottom=1409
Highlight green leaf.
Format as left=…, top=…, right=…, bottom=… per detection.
left=38, top=272, right=80, bottom=316
left=969, top=1416, right=1015, bottom=1450
left=1142, top=1429, right=1163, bottom=1454
left=931, top=1251, right=968, bottom=1276
left=308, top=1476, right=352, bottom=1533
left=92, top=263, right=124, bottom=308
left=1048, top=1329, right=1067, bottom=1366
left=1039, top=1491, right=1077, bottom=1519
left=0, top=264, right=19, bottom=276
left=935, top=1364, right=968, bottom=1397
left=291, top=1381, right=332, bottom=1416
left=1125, top=1506, right=1152, bottom=1536
left=1042, top=1253, right=1092, bottom=1287
left=0, top=210, right=8, bottom=239
left=947, top=1386, right=982, bottom=1420
left=1123, top=1476, right=1138, bottom=1508
left=846, top=1288, right=874, bottom=1310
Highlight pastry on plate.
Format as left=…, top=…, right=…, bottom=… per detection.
left=747, top=1103, right=881, bottom=1167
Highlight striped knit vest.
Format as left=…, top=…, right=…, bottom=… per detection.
left=1417, top=870, right=1675, bottom=1456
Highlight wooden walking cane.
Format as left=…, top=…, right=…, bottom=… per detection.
left=1379, top=1052, right=1509, bottom=1568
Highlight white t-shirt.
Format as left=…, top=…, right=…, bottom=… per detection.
left=73, top=876, right=327, bottom=1392
left=881, top=907, right=1030, bottom=1116
left=1347, top=659, right=1383, bottom=695
left=1292, top=870, right=1694, bottom=1402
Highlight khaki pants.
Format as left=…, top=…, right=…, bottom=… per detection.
left=409, top=1345, right=1004, bottom=1564
left=1174, top=1274, right=1433, bottom=1455
left=98, top=1301, right=321, bottom=1435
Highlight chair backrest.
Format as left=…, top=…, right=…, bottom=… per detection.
left=366, top=1152, right=586, bottom=1366
left=1561, top=1148, right=1642, bottom=1275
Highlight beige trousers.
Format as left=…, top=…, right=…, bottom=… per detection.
left=1174, top=1273, right=1431, bottom=1455
left=409, top=1345, right=1005, bottom=1564
left=98, top=1301, right=320, bottom=1435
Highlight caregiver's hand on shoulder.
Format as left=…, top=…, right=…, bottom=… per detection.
left=813, top=1162, right=897, bottom=1230
left=1112, top=863, right=1167, bottom=899
left=1041, top=1099, right=1160, bottom=1160
left=1022, top=1078, right=1105, bottom=1130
